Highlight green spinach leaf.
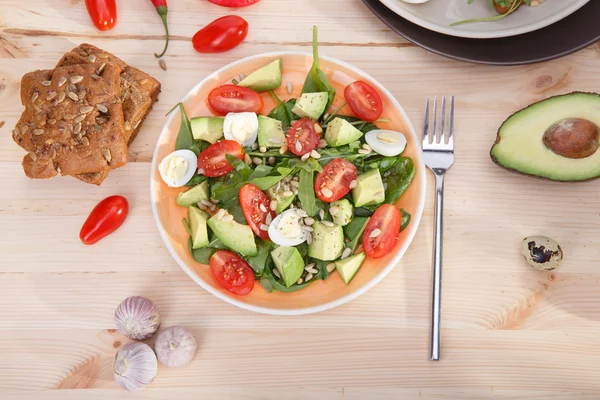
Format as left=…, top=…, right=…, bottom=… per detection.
left=302, top=26, right=336, bottom=113
left=246, top=240, right=272, bottom=275
left=314, top=259, right=333, bottom=280
left=268, top=97, right=297, bottom=131
left=354, top=207, right=374, bottom=217
left=361, top=156, right=400, bottom=174
left=249, top=165, right=272, bottom=180
left=383, top=157, right=415, bottom=205
left=189, top=237, right=216, bottom=264
left=344, top=216, right=369, bottom=253
left=168, top=103, right=202, bottom=155
left=401, top=209, right=411, bottom=231
left=226, top=154, right=252, bottom=181
left=263, top=263, right=315, bottom=293
left=185, top=174, right=207, bottom=187
left=298, top=170, right=317, bottom=216
left=251, top=175, right=287, bottom=190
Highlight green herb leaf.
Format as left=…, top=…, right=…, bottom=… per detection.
left=185, top=174, right=207, bottom=187
left=268, top=98, right=297, bottom=131
left=251, top=175, right=287, bottom=190
left=246, top=239, right=272, bottom=275
left=301, top=26, right=336, bottom=113
left=344, top=216, right=369, bottom=253
left=168, top=103, right=202, bottom=155
left=226, top=154, right=252, bottom=181
left=188, top=237, right=216, bottom=264
left=314, top=259, right=333, bottom=280
left=182, top=217, right=192, bottom=236
left=259, top=278, right=274, bottom=293
left=263, top=263, right=315, bottom=293
left=383, top=157, right=415, bottom=205
left=298, top=169, right=317, bottom=216
left=249, top=165, right=273, bottom=180
left=401, top=209, right=411, bottom=231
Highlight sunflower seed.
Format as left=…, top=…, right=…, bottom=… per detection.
left=358, top=149, right=371, bottom=154
left=318, top=139, right=328, bottom=149
left=33, top=128, right=45, bottom=135
left=80, top=105, right=94, bottom=114
left=321, top=187, right=333, bottom=198
left=96, top=103, right=108, bottom=113
left=31, top=92, right=39, bottom=102
left=81, top=136, right=90, bottom=146
left=313, top=123, right=323, bottom=134
left=253, top=157, right=263, bottom=165
left=41, top=80, right=52, bottom=87
left=305, top=272, right=313, bottom=281
left=302, top=226, right=314, bottom=232
left=209, top=204, right=217, bottom=212
left=268, top=156, right=276, bottom=165
left=327, top=263, right=336, bottom=273
left=57, top=91, right=66, bottom=103
left=295, top=141, right=302, bottom=153
left=329, top=206, right=339, bottom=215
left=221, top=215, right=234, bottom=222
left=73, top=123, right=82, bottom=134
left=48, top=118, right=57, bottom=125
left=305, top=263, right=316, bottom=271
left=74, top=114, right=86, bottom=123
left=216, top=209, right=226, bottom=220
left=91, top=73, right=101, bottom=80
left=244, top=154, right=252, bottom=165
left=102, top=148, right=112, bottom=163
left=259, top=224, right=269, bottom=231
left=369, top=228, right=382, bottom=238
left=296, top=209, right=307, bottom=217
left=198, top=168, right=205, bottom=175
left=279, top=145, right=288, bottom=154
left=197, top=202, right=208, bottom=211
left=301, top=153, right=310, bottom=161
left=139, top=79, right=148, bottom=85
left=306, top=232, right=313, bottom=245
left=251, top=142, right=258, bottom=150
left=291, top=187, right=298, bottom=195
left=56, top=76, right=67, bottom=87
left=362, top=143, right=372, bottom=151
left=67, top=123, right=73, bottom=133
left=259, top=203, right=268, bottom=213
left=20, top=125, right=29, bottom=135
left=46, top=91, right=57, bottom=101
left=273, top=268, right=281, bottom=279
left=304, top=217, right=314, bottom=225
left=308, top=268, right=318, bottom=274
left=70, top=75, right=84, bottom=84
left=349, top=180, right=358, bottom=189
left=265, top=213, right=273, bottom=225
left=290, top=180, right=300, bottom=188
left=158, top=59, right=167, bottom=71
left=68, top=92, right=79, bottom=101
left=134, top=120, right=141, bottom=130
left=12, top=128, right=19, bottom=136
left=200, top=199, right=212, bottom=207
left=29, top=151, right=37, bottom=161
left=269, top=137, right=282, bottom=144
left=322, top=220, right=334, bottom=227
left=268, top=200, right=277, bottom=212
left=283, top=190, right=294, bottom=197
left=341, top=247, right=353, bottom=259
left=88, top=54, right=97, bottom=63
left=310, top=150, right=321, bottom=159
left=97, top=52, right=109, bottom=58
left=259, top=146, right=267, bottom=153
left=287, top=81, right=293, bottom=94
left=319, top=209, right=325, bottom=219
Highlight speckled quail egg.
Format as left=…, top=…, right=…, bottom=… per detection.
left=365, top=129, right=407, bottom=157
left=158, top=149, right=198, bottom=187
left=520, top=236, right=563, bottom=271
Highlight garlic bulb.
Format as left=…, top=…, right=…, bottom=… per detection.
left=114, top=296, right=161, bottom=340
left=154, top=326, right=197, bottom=368
left=113, top=342, right=157, bottom=392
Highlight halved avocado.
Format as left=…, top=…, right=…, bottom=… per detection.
left=490, top=92, right=600, bottom=181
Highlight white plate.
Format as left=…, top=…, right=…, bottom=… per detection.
left=379, top=0, right=590, bottom=39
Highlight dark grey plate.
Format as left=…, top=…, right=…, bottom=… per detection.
left=363, top=0, right=600, bottom=65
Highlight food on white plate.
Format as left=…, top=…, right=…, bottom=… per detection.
left=490, top=92, right=600, bottom=181
left=223, top=112, right=259, bottom=147
left=365, top=129, right=407, bottom=157
left=237, top=58, right=283, bottom=93
left=521, top=236, right=563, bottom=271
left=452, top=0, right=546, bottom=26
left=158, top=149, right=198, bottom=187
left=164, top=26, right=416, bottom=295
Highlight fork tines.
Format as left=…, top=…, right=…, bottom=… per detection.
left=423, top=95, right=455, bottom=149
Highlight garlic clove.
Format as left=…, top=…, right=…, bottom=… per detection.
left=154, top=326, right=197, bottom=368
left=113, top=342, right=157, bottom=392
left=114, top=296, right=161, bottom=340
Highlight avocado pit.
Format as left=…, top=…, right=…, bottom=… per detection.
left=542, top=118, right=600, bottom=159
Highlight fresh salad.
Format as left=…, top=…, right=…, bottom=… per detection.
left=158, top=27, right=415, bottom=296
left=451, top=0, right=539, bottom=26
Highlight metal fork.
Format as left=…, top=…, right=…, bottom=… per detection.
left=422, top=95, right=455, bottom=361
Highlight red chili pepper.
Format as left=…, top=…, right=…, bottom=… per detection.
left=150, top=0, right=170, bottom=58
left=80, top=196, right=129, bottom=245
left=85, top=0, right=117, bottom=31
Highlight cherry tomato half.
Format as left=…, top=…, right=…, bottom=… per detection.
left=362, top=204, right=401, bottom=259
left=314, top=158, right=357, bottom=203
left=210, top=250, right=255, bottom=295
left=239, top=184, right=275, bottom=241
left=192, top=15, right=248, bottom=54
left=344, top=81, right=383, bottom=122
left=197, top=140, right=245, bottom=177
left=286, top=118, right=321, bottom=156
left=80, top=195, right=128, bottom=245
left=208, top=0, right=260, bottom=7
left=85, top=0, right=117, bottom=31
left=208, top=84, right=264, bottom=116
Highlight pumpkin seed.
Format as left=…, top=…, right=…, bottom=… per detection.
left=57, top=91, right=66, bottom=103
left=70, top=75, right=84, bottom=84
left=74, top=115, right=86, bottom=123
left=68, top=92, right=79, bottom=101
left=81, top=136, right=90, bottom=146
left=46, top=91, right=57, bottom=101
left=74, top=123, right=82, bottom=134
left=58, top=76, right=67, bottom=87
left=91, top=74, right=100, bottom=80
left=96, top=103, right=108, bottom=113
left=80, top=105, right=94, bottom=114
left=21, top=125, right=29, bottom=134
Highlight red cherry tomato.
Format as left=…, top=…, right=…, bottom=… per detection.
left=239, top=184, right=275, bottom=241
left=210, top=250, right=255, bottom=295
left=192, top=16, right=248, bottom=54
left=286, top=118, right=321, bottom=156
left=197, top=140, right=244, bottom=177
left=344, top=81, right=383, bottom=122
left=85, top=0, right=117, bottom=31
left=314, top=158, right=357, bottom=203
left=362, top=204, right=401, bottom=259
left=208, top=0, right=259, bottom=7
left=80, top=195, right=128, bottom=245
left=207, top=84, right=264, bottom=116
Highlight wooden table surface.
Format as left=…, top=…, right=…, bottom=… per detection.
left=2, top=1, right=600, bottom=399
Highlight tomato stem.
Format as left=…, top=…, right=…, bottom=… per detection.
left=154, top=6, right=170, bottom=58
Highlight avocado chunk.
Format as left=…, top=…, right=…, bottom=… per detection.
left=266, top=185, right=295, bottom=214
left=308, top=221, right=344, bottom=261
left=176, top=180, right=210, bottom=207
left=330, top=199, right=353, bottom=226
left=271, top=246, right=304, bottom=288
left=257, top=115, right=286, bottom=148
left=490, top=92, right=600, bottom=181
left=335, top=252, right=366, bottom=284
left=292, top=92, right=328, bottom=120
left=325, top=117, right=364, bottom=147
left=352, top=169, right=385, bottom=207
left=237, top=58, right=282, bottom=93
left=188, top=207, right=210, bottom=249
left=190, top=117, right=224, bottom=144
left=207, top=214, right=257, bottom=257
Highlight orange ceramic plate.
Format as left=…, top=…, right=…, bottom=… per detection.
left=151, top=52, right=426, bottom=315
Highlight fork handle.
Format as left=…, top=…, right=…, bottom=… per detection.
left=430, top=172, right=445, bottom=361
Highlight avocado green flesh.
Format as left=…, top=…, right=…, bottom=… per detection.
left=325, top=117, right=364, bottom=147
left=266, top=186, right=295, bottom=214
left=491, top=93, right=600, bottom=181
left=257, top=115, right=286, bottom=148
left=207, top=215, right=257, bottom=257
left=190, top=117, right=224, bottom=144
left=238, top=59, right=282, bottom=92
left=330, top=199, right=353, bottom=226
left=335, top=252, right=366, bottom=284
left=176, top=181, right=210, bottom=207
left=292, top=92, right=328, bottom=120
left=308, top=221, right=344, bottom=261
left=352, top=169, right=385, bottom=207
left=188, top=207, right=210, bottom=249
left=271, top=246, right=304, bottom=288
